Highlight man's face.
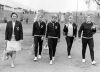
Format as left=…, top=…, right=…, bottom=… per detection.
left=38, top=16, right=42, bottom=21
left=68, top=16, right=73, bottom=23
left=86, top=16, right=91, bottom=22
left=52, top=16, right=56, bottom=22
left=11, top=14, right=17, bottom=21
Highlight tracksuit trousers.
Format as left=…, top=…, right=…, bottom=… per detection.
left=82, top=38, right=94, bottom=61
left=48, top=38, right=58, bottom=60
left=65, top=36, right=74, bottom=56
left=34, top=36, right=43, bottom=57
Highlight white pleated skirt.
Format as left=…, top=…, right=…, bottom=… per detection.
left=6, top=41, right=21, bottom=51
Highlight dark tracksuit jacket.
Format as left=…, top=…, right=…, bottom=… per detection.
left=46, top=21, right=60, bottom=38
left=78, top=22, right=96, bottom=61
left=32, top=21, right=46, bottom=36
left=78, top=22, right=96, bottom=38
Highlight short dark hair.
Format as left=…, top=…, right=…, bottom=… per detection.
left=52, top=16, right=57, bottom=19
left=10, top=12, right=18, bottom=18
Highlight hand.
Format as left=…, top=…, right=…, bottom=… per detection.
left=92, top=25, right=96, bottom=28
left=65, top=24, right=68, bottom=27
left=46, top=38, right=48, bottom=42
left=31, top=44, right=34, bottom=48
left=91, top=25, right=96, bottom=29
left=73, top=37, right=76, bottom=41
left=5, top=40, right=7, bottom=48
left=41, top=36, right=44, bottom=40
left=5, top=40, right=7, bottom=43
left=32, top=36, right=34, bottom=40
left=78, top=38, right=81, bottom=42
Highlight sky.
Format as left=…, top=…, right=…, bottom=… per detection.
left=0, top=0, right=98, bottom=12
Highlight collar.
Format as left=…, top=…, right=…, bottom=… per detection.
left=12, top=20, right=17, bottom=23
left=52, top=21, right=56, bottom=23
left=86, top=21, right=92, bottom=24
left=68, top=22, right=73, bottom=25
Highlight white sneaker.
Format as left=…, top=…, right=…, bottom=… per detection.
left=92, top=61, right=96, bottom=65
left=49, top=60, right=53, bottom=65
left=11, top=63, right=15, bottom=68
left=34, top=57, right=38, bottom=61
left=52, top=57, right=55, bottom=61
left=38, top=55, right=41, bottom=59
left=68, top=55, right=72, bottom=59
left=82, top=59, right=86, bottom=63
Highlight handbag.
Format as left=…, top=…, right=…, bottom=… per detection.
left=43, top=42, right=49, bottom=49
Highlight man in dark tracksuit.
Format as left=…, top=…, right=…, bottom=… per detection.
left=32, top=16, right=46, bottom=61
left=78, top=15, right=96, bottom=65
left=63, top=16, right=77, bottom=59
left=46, top=16, right=60, bottom=64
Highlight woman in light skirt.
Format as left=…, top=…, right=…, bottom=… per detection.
left=5, top=12, right=23, bottom=68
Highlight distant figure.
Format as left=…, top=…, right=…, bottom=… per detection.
left=45, top=19, right=48, bottom=24
left=20, top=17, right=23, bottom=22
left=4, top=17, right=7, bottom=23
left=63, top=16, right=77, bottom=59
left=26, top=18, right=28, bottom=24
left=98, top=13, right=99, bottom=17
left=34, top=12, right=39, bottom=22
left=5, top=12, right=23, bottom=68
left=46, top=16, right=60, bottom=65
left=32, top=15, right=46, bottom=61
left=80, top=12, right=82, bottom=16
left=78, top=15, right=96, bottom=65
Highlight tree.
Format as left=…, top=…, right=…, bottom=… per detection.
left=95, top=0, right=100, bottom=5
left=85, top=0, right=91, bottom=10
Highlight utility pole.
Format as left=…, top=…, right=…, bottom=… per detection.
left=76, top=0, right=78, bottom=25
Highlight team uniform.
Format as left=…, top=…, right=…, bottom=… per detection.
left=46, top=21, right=60, bottom=61
left=78, top=22, right=96, bottom=64
left=32, top=21, right=46, bottom=58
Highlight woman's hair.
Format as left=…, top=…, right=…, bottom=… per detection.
left=10, top=12, right=18, bottom=18
left=86, top=14, right=91, bottom=18
left=52, top=16, right=57, bottom=19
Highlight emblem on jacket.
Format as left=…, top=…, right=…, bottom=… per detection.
left=55, top=26, right=58, bottom=29
left=41, top=25, right=43, bottom=28
left=74, top=26, right=75, bottom=29
left=16, top=27, right=19, bottom=30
